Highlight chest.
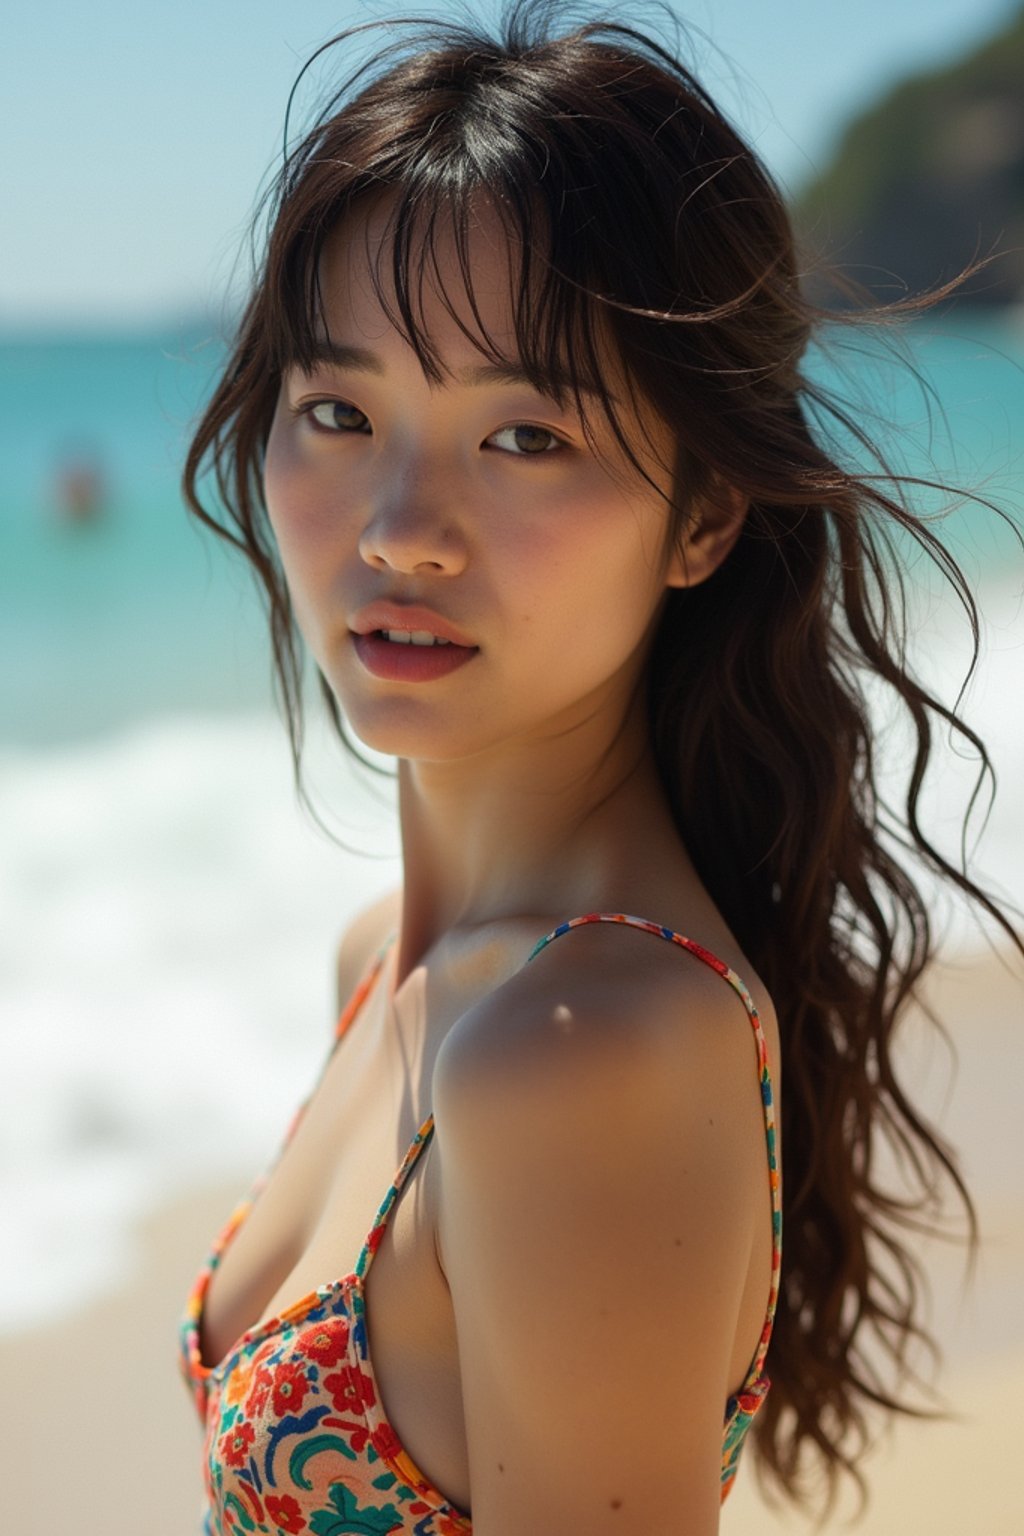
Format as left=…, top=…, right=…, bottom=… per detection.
left=197, top=959, right=472, bottom=1513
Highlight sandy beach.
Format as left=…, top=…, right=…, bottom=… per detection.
left=3, top=945, right=1021, bottom=1534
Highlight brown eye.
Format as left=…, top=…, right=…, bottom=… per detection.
left=309, top=400, right=371, bottom=433
left=488, top=423, right=561, bottom=455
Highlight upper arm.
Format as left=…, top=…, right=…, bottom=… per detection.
left=433, top=954, right=764, bottom=1535
left=334, top=888, right=402, bottom=1015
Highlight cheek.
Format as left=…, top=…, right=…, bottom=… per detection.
left=263, top=405, right=307, bottom=539
left=262, top=438, right=348, bottom=662
left=263, top=413, right=339, bottom=577
left=505, top=513, right=667, bottom=686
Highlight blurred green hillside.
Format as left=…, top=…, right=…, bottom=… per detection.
left=795, top=4, right=1024, bottom=304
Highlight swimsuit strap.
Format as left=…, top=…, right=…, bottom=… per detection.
left=354, top=1111, right=437, bottom=1282
left=529, top=913, right=781, bottom=1379
left=334, top=936, right=395, bottom=1043
left=354, top=914, right=781, bottom=1383
left=349, top=931, right=436, bottom=1283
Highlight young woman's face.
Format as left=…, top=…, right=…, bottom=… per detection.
left=263, top=201, right=688, bottom=765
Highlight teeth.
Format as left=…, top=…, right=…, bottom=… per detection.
left=380, top=629, right=451, bottom=646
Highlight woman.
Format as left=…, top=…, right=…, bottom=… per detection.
left=178, top=5, right=1019, bottom=1531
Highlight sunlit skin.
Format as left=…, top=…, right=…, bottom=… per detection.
left=203, top=201, right=777, bottom=1536
left=264, top=200, right=745, bottom=972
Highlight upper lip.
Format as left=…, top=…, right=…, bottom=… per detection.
left=350, top=601, right=478, bottom=648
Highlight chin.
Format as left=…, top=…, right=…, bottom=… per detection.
left=333, top=697, right=488, bottom=765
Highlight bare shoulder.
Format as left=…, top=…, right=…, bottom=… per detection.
left=334, top=888, right=402, bottom=1013
left=434, top=922, right=774, bottom=1235
left=432, top=922, right=776, bottom=1534
left=437, top=917, right=775, bottom=1141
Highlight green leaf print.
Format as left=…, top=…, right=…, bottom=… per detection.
left=290, top=1433, right=357, bottom=1490
left=371, top=1471, right=397, bottom=1491
left=308, top=1482, right=403, bottom=1535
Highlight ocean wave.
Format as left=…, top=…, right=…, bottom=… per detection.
left=0, top=710, right=400, bottom=1331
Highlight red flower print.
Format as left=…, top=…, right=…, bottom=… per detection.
left=322, top=1415, right=369, bottom=1453
left=246, top=1366, right=273, bottom=1417
left=323, top=1364, right=376, bottom=1414
left=237, top=1483, right=265, bottom=1524
left=271, top=1361, right=310, bottom=1417
left=265, top=1493, right=306, bottom=1533
left=219, top=1420, right=255, bottom=1469
left=296, top=1320, right=349, bottom=1367
left=370, top=1422, right=402, bottom=1460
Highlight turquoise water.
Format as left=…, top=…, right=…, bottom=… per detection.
left=2, top=312, right=1021, bottom=746
left=1, top=326, right=274, bottom=744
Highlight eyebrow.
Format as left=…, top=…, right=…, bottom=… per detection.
left=301, top=339, right=608, bottom=399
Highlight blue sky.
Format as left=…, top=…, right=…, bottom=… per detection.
left=4, top=0, right=1019, bottom=325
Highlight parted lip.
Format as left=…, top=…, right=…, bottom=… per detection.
left=350, top=601, right=478, bottom=648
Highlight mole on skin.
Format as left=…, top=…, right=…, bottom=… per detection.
left=610, top=1497, right=624, bottom=1510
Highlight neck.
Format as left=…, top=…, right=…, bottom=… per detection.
left=392, top=688, right=687, bottom=979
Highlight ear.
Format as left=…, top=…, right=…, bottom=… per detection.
left=664, top=481, right=748, bottom=589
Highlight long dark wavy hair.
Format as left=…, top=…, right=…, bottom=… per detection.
left=183, top=0, right=1022, bottom=1510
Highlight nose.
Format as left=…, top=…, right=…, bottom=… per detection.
left=357, top=471, right=468, bottom=576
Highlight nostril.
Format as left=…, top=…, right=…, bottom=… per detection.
left=356, top=500, right=469, bottom=577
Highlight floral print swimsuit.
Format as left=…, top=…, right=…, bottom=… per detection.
left=179, top=913, right=782, bottom=1534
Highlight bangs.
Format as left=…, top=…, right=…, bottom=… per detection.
left=253, top=8, right=791, bottom=507
left=257, top=22, right=725, bottom=496
left=289, top=172, right=639, bottom=422
left=278, top=173, right=676, bottom=498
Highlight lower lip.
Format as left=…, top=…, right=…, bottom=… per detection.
left=352, top=632, right=479, bottom=682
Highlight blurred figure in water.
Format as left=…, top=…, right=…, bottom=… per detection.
left=53, top=444, right=106, bottom=526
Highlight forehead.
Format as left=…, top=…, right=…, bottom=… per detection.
left=317, top=196, right=521, bottom=360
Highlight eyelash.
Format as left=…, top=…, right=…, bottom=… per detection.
left=297, top=399, right=567, bottom=456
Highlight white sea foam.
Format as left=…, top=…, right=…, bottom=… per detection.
left=0, top=710, right=401, bottom=1331
left=0, top=575, right=1021, bottom=1333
